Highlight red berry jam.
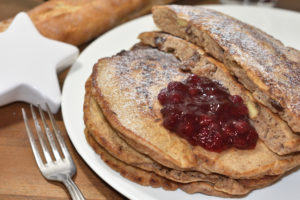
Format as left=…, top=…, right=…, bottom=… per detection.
left=158, top=74, right=258, bottom=152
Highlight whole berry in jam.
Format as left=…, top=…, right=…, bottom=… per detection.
left=158, top=74, right=258, bottom=152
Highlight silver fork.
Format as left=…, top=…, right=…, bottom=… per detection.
left=22, top=104, right=85, bottom=200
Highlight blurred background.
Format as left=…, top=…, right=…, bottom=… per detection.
left=0, top=0, right=299, bottom=21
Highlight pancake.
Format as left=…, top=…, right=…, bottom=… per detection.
left=152, top=5, right=300, bottom=133
left=84, top=129, right=179, bottom=190
left=85, top=77, right=282, bottom=195
left=85, top=129, right=234, bottom=197
left=91, top=44, right=300, bottom=179
left=138, top=31, right=300, bottom=155
left=85, top=77, right=215, bottom=183
left=85, top=127, right=280, bottom=196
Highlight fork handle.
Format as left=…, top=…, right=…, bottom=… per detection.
left=63, top=176, right=85, bottom=200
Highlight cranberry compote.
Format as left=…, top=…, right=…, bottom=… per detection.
left=158, top=74, right=258, bottom=152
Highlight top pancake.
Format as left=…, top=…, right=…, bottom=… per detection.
left=152, top=5, right=300, bottom=133
left=91, top=44, right=300, bottom=179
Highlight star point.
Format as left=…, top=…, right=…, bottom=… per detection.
left=0, top=12, right=79, bottom=113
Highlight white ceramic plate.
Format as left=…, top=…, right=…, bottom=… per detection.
left=61, top=5, right=300, bottom=200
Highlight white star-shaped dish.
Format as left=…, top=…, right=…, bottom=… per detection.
left=0, top=12, right=79, bottom=113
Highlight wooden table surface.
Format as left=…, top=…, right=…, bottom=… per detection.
left=0, top=1, right=299, bottom=200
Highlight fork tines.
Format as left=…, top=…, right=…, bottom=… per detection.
left=22, top=104, right=72, bottom=166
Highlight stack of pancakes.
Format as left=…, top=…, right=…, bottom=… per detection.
left=83, top=5, right=300, bottom=197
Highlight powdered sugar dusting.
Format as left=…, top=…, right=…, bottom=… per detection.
left=170, top=5, right=300, bottom=115
left=96, top=45, right=188, bottom=130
